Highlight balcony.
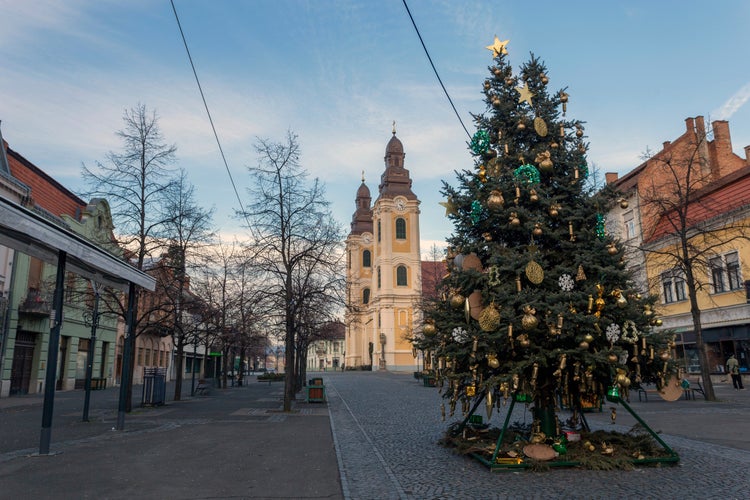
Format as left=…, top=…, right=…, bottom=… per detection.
left=19, top=288, right=52, bottom=317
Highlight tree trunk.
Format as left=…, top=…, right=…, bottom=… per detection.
left=686, top=276, right=716, bottom=400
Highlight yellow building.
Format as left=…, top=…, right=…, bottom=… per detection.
left=608, top=117, right=750, bottom=378
left=345, top=128, right=422, bottom=371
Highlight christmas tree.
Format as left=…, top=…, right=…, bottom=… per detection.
left=419, top=37, right=678, bottom=461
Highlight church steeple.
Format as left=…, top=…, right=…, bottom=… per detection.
left=350, top=172, right=373, bottom=234
left=379, top=125, right=415, bottom=199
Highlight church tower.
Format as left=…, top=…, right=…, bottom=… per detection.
left=345, top=126, right=421, bottom=371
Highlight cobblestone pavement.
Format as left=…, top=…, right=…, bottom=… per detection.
left=326, top=371, right=750, bottom=500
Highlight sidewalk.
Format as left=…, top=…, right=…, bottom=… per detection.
left=0, top=376, right=343, bottom=499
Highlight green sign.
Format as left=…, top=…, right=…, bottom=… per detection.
left=208, top=352, right=222, bottom=357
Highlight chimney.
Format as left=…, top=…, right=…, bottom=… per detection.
left=605, top=172, right=619, bottom=184
left=0, top=120, right=10, bottom=175
left=662, top=141, right=671, bottom=150
left=695, top=116, right=706, bottom=138
left=712, top=120, right=731, bottom=153
left=744, top=145, right=750, bottom=165
left=685, top=116, right=695, bottom=132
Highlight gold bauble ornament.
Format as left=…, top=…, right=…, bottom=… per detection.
left=487, top=190, right=505, bottom=210
left=532, top=223, right=543, bottom=237
left=493, top=67, right=502, bottom=77
left=479, top=303, right=502, bottom=332
left=659, top=351, right=671, bottom=361
left=583, top=333, right=594, bottom=343
left=575, top=127, right=583, bottom=138
left=517, top=121, right=526, bottom=131
left=548, top=204, right=560, bottom=217
left=529, top=188, right=539, bottom=203
left=450, top=293, right=465, bottom=309
left=492, top=97, right=501, bottom=108
left=540, top=74, right=549, bottom=84
left=484, top=80, right=491, bottom=91
left=607, top=243, right=618, bottom=255
left=509, top=212, right=521, bottom=226
left=423, top=322, right=436, bottom=337
left=535, top=150, right=553, bottom=172
left=607, top=353, right=618, bottom=363
left=579, top=341, right=589, bottom=349
left=616, top=294, right=628, bottom=308
left=487, top=353, right=500, bottom=369
left=619, top=198, right=629, bottom=209
left=504, top=76, right=514, bottom=86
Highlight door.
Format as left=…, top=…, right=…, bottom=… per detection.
left=10, top=331, right=36, bottom=395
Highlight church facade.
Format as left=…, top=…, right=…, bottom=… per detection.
left=344, top=129, right=422, bottom=371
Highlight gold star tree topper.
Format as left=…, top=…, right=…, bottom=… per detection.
left=485, top=36, right=509, bottom=57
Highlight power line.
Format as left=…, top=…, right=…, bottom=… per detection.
left=169, top=0, right=247, bottom=219
left=401, top=0, right=471, bottom=140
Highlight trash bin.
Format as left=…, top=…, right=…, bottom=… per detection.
left=142, top=367, right=167, bottom=406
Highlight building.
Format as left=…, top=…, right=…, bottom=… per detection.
left=345, top=127, right=429, bottom=371
left=607, top=116, right=750, bottom=378
left=306, top=321, right=345, bottom=371
left=0, top=130, right=121, bottom=396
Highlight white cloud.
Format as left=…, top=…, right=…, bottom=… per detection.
left=713, top=82, right=750, bottom=120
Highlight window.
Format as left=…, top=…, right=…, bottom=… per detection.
left=395, top=218, right=407, bottom=239
left=363, top=250, right=371, bottom=267
left=710, top=252, right=742, bottom=293
left=661, top=271, right=674, bottom=303
left=377, top=220, right=381, bottom=242
left=377, top=267, right=381, bottom=288
left=362, top=288, right=370, bottom=304
left=623, top=211, right=635, bottom=240
left=727, top=252, right=742, bottom=290
left=661, top=268, right=686, bottom=304
left=396, top=265, right=408, bottom=286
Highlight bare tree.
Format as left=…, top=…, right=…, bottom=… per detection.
left=161, top=169, right=214, bottom=400
left=240, top=131, right=344, bottom=411
left=637, top=128, right=750, bottom=401
left=81, top=103, right=177, bottom=409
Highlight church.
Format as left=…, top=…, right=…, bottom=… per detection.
left=344, top=126, right=435, bottom=371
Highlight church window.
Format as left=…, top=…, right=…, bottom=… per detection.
left=396, top=265, right=408, bottom=286
left=377, top=267, right=381, bottom=288
left=363, top=250, right=371, bottom=267
left=395, top=218, right=406, bottom=239
left=377, top=220, right=381, bottom=242
left=362, top=288, right=370, bottom=304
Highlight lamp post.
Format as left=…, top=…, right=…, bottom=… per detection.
left=81, top=281, right=101, bottom=422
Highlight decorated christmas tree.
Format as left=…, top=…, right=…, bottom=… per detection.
left=418, top=37, right=678, bottom=466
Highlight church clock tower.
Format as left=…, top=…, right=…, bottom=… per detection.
left=345, top=125, right=421, bottom=371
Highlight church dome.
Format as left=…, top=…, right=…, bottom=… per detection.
left=356, top=181, right=371, bottom=199
left=385, top=134, right=403, bottom=155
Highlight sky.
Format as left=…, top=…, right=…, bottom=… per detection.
left=1, top=0, right=749, bottom=258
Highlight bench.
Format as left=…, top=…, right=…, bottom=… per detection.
left=195, top=380, right=210, bottom=396
left=681, top=378, right=705, bottom=400
left=636, top=386, right=659, bottom=402
left=91, top=377, right=107, bottom=390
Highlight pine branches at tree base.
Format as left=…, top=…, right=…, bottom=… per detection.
left=440, top=415, right=679, bottom=471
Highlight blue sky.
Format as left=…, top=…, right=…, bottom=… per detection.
left=1, top=1, right=749, bottom=256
